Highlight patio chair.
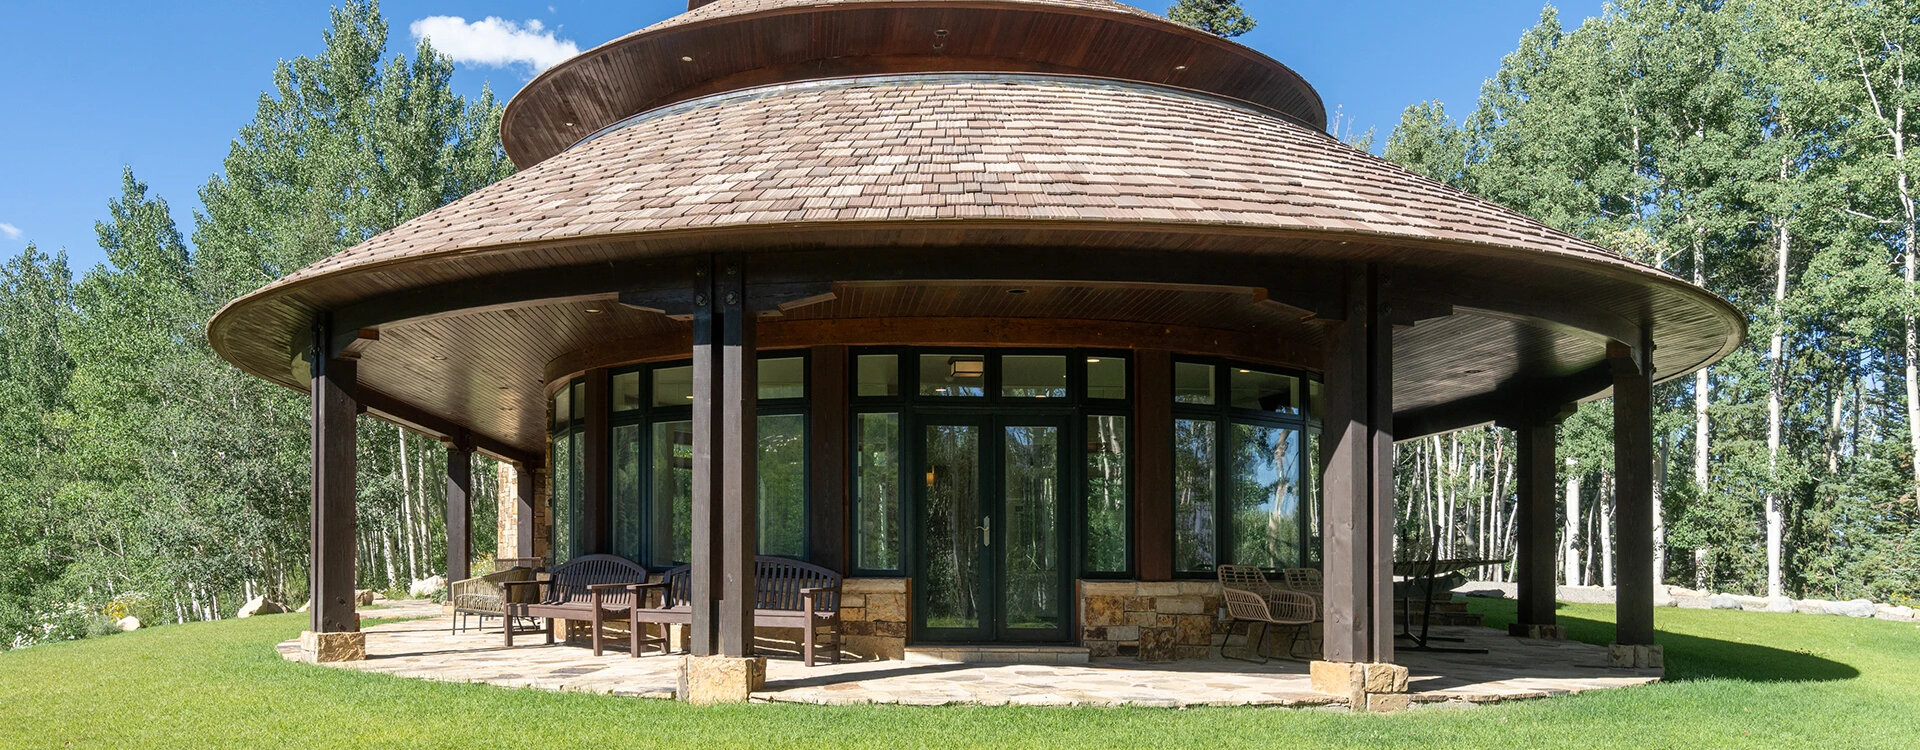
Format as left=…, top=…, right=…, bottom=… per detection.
left=449, top=567, right=537, bottom=634
left=1220, top=587, right=1319, bottom=663
left=1281, top=567, right=1323, bottom=605
left=502, top=554, right=650, bottom=653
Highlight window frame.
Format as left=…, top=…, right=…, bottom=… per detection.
left=1169, top=357, right=1322, bottom=577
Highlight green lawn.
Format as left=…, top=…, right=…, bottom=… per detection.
left=1, top=601, right=1914, bottom=749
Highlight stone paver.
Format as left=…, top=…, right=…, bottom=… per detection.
left=279, top=613, right=1659, bottom=709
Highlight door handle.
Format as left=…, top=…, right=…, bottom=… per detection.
left=978, top=516, right=991, bottom=548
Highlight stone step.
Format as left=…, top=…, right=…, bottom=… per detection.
left=906, top=645, right=1091, bottom=665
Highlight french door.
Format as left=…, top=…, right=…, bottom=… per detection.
left=913, top=414, right=1070, bottom=643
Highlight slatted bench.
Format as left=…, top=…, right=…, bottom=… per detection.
left=502, top=554, right=651, bottom=654
left=622, top=555, right=843, bottom=666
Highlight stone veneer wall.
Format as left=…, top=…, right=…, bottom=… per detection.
left=837, top=578, right=909, bottom=660
left=495, top=462, right=520, bottom=560
left=1080, top=580, right=1233, bottom=661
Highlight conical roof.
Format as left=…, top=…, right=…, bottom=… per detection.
left=500, top=0, right=1325, bottom=166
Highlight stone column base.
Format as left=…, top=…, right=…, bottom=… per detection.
left=1508, top=623, right=1568, bottom=640
left=678, top=655, right=768, bottom=705
left=299, top=630, right=365, bottom=663
left=1310, top=660, right=1409, bottom=713
left=1608, top=643, right=1663, bottom=669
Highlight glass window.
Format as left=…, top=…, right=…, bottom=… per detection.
left=758, top=414, right=807, bottom=556
left=1002, top=354, right=1067, bottom=398
left=650, top=420, right=693, bottom=567
left=612, top=371, right=642, bottom=412
left=1228, top=423, right=1301, bottom=569
left=1172, top=418, right=1217, bottom=571
left=1231, top=369, right=1300, bottom=415
left=759, top=357, right=806, bottom=400
left=570, top=382, right=585, bottom=420
left=611, top=424, right=642, bottom=559
left=919, top=354, right=985, bottom=397
left=854, top=412, right=902, bottom=570
left=652, top=365, right=693, bottom=406
left=856, top=354, right=899, bottom=397
left=1084, top=415, right=1129, bottom=573
left=552, top=388, right=570, bottom=430
left=1308, top=380, right=1325, bottom=422
left=551, top=435, right=574, bottom=563
left=1174, top=362, right=1215, bottom=405
left=1086, top=355, right=1127, bottom=400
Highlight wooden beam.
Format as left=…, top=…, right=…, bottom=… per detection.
left=582, top=368, right=611, bottom=555
left=310, top=317, right=359, bottom=635
left=445, top=440, right=472, bottom=584
left=809, top=346, right=850, bottom=573
left=351, top=386, right=539, bottom=467
left=1396, top=364, right=1614, bottom=439
left=1133, top=350, right=1174, bottom=581
left=1505, top=408, right=1568, bottom=628
left=1611, top=335, right=1657, bottom=646
left=719, top=256, right=758, bottom=658
left=1321, top=265, right=1394, bottom=664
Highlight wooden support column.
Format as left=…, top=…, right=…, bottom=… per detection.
left=809, top=346, right=849, bottom=573
left=581, top=368, right=611, bottom=554
left=719, top=257, right=758, bottom=658
left=445, top=438, right=472, bottom=584
left=1611, top=337, right=1656, bottom=647
left=1134, top=350, right=1173, bottom=581
left=515, top=462, right=538, bottom=560
left=309, top=316, right=359, bottom=636
left=1502, top=406, right=1569, bottom=637
left=1320, top=265, right=1394, bottom=665
left=691, top=261, right=723, bottom=656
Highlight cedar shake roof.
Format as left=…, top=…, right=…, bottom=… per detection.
left=498, top=0, right=1326, bottom=166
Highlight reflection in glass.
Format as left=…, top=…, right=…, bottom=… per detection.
left=650, top=420, right=693, bottom=567
left=758, top=414, right=807, bottom=556
left=854, top=413, right=901, bottom=570
left=1173, top=418, right=1217, bottom=571
left=919, top=354, right=985, bottom=397
left=1086, top=356, right=1127, bottom=400
left=1003, top=424, right=1060, bottom=629
left=552, top=435, right=574, bottom=563
left=1307, top=429, right=1322, bottom=565
left=1231, top=369, right=1300, bottom=414
left=552, top=389, right=570, bottom=430
left=612, top=424, right=641, bottom=559
left=652, top=365, right=693, bottom=406
left=856, top=355, right=899, bottom=397
left=1229, top=423, right=1301, bottom=569
left=1174, top=362, right=1215, bottom=404
left=1001, top=355, right=1067, bottom=398
left=1308, top=380, right=1325, bottom=422
left=921, top=424, right=981, bottom=630
left=612, top=372, right=641, bottom=412
left=759, top=358, right=806, bottom=400
left=1084, top=416, right=1128, bottom=573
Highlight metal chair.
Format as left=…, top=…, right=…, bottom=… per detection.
left=1281, top=567, right=1323, bottom=605
left=1220, top=587, right=1319, bottom=663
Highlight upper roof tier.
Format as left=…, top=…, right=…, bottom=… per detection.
left=499, top=0, right=1326, bottom=167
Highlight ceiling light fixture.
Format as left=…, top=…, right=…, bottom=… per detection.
left=949, top=358, right=985, bottom=378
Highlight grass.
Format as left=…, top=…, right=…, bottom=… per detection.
left=1, top=600, right=1914, bottom=749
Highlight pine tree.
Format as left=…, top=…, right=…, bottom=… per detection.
left=1166, top=0, right=1256, bottom=38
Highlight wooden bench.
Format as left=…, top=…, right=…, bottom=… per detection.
left=502, top=554, right=650, bottom=654
left=624, top=556, right=843, bottom=666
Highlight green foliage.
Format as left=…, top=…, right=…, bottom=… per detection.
left=1166, top=0, right=1255, bottom=38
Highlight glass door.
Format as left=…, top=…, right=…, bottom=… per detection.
left=914, top=415, right=1070, bottom=643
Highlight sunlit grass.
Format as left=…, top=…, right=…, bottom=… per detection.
left=1, top=599, right=1914, bottom=749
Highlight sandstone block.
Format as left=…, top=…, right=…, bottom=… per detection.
left=1310, top=660, right=1362, bottom=695
left=1366, top=692, right=1411, bottom=713
left=1171, top=615, right=1211, bottom=646
left=1137, top=627, right=1177, bottom=661
left=1135, top=582, right=1182, bottom=597
left=1105, top=625, right=1141, bottom=642
left=300, top=630, right=365, bottom=663
left=1084, top=595, right=1127, bottom=626
left=1607, top=643, right=1663, bottom=669
left=839, top=594, right=866, bottom=608
left=866, top=594, right=907, bottom=623
left=1507, top=623, right=1567, bottom=640
left=677, top=655, right=766, bottom=705
left=1364, top=662, right=1409, bottom=693
left=1156, top=596, right=1205, bottom=614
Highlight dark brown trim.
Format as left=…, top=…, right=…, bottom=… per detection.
left=445, top=443, right=473, bottom=584
left=1133, top=350, right=1173, bottom=582
left=809, top=345, right=851, bottom=574
left=1611, top=336, right=1657, bottom=646
left=1508, top=410, right=1566, bottom=628
left=690, top=260, right=722, bottom=656
left=719, top=257, right=758, bottom=657
left=310, top=318, right=359, bottom=635
left=581, top=368, right=611, bottom=555
left=1321, top=266, right=1394, bottom=664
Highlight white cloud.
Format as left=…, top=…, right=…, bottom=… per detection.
left=410, top=16, right=579, bottom=72
left=0, top=223, right=20, bottom=241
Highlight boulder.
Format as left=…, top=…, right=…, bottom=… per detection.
left=1822, top=599, right=1877, bottom=618
left=1555, top=585, right=1615, bottom=604
left=1673, top=595, right=1711, bottom=610
left=1654, top=587, right=1676, bottom=607
left=1666, top=586, right=1706, bottom=598
left=296, top=600, right=311, bottom=613
left=236, top=596, right=286, bottom=618
left=1795, top=598, right=1833, bottom=615
left=1454, top=581, right=1515, bottom=599
left=409, top=576, right=446, bottom=598
left=1706, top=594, right=1743, bottom=610
left=1763, top=596, right=1796, bottom=613
left=116, top=616, right=141, bottom=632
left=1729, top=594, right=1770, bottom=609
left=1874, top=605, right=1915, bottom=621
left=355, top=589, right=376, bottom=606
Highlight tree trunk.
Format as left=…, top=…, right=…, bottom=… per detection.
left=1600, top=472, right=1614, bottom=589
left=1766, top=200, right=1790, bottom=599
left=1564, top=460, right=1582, bottom=586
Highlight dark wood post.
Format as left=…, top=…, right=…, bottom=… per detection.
left=515, top=461, right=538, bottom=562
left=1321, top=265, right=1394, bottom=664
left=310, top=316, right=359, bottom=635
left=1133, top=350, right=1173, bottom=581
left=582, top=367, right=611, bottom=554
left=1507, top=409, right=1565, bottom=632
left=719, top=257, right=758, bottom=657
left=809, top=346, right=849, bottom=573
left=1611, top=338, right=1656, bottom=646
left=445, top=438, right=472, bottom=584
left=690, top=260, right=722, bottom=656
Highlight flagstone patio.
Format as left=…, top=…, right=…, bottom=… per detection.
left=279, top=609, right=1660, bottom=709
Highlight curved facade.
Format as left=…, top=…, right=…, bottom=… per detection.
left=223, top=0, right=1740, bottom=671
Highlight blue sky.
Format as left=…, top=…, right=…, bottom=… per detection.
left=0, top=0, right=1605, bottom=271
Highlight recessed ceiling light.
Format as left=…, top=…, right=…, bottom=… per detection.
left=1087, top=357, right=1101, bottom=363
left=1175, top=65, right=1188, bottom=71
left=681, top=55, right=694, bottom=62
left=1007, top=288, right=1028, bottom=295
left=563, top=121, right=575, bottom=127
left=431, top=355, right=448, bottom=361
left=584, top=307, right=603, bottom=314
left=1238, top=369, right=1251, bottom=374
